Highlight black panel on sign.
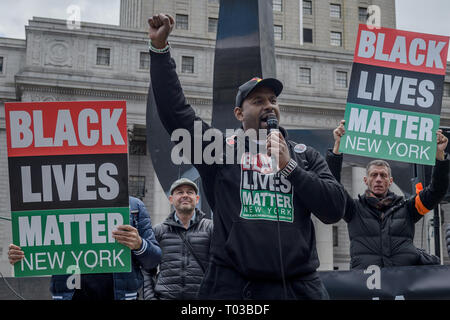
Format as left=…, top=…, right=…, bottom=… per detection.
left=9, top=154, right=129, bottom=211
left=348, top=63, right=444, bottom=115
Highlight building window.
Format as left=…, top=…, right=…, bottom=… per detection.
left=330, top=3, right=341, bottom=19
left=176, top=14, right=189, bottom=30
left=208, top=0, right=219, bottom=4
left=273, top=0, right=282, bottom=12
left=303, top=28, right=313, bottom=43
left=336, top=71, right=348, bottom=88
left=303, top=0, right=312, bottom=15
left=129, top=140, right=147, bottom=155
left=181, top=56, right=194, bottom=74
left=139, top=52, right=150, bottom=70
left=0, top=57, right=3, bottom=73
left=444, top=83, right=450, bottom=97
left=274, top=25, right=283, bottom=40
left=299, top=67, right=311, bottom=84
left=129, top=176, right=146, bottom=199
left=331, top=31, right=342, bottom=46
left=208, top=17, right=218, bottom=33
left=96, top=48, right=111, bottom=66
left=333, top=226, right=339, bottom=247
left=359, top=7, right=368, bottom=23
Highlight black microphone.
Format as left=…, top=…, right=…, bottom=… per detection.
left=266, top=114, right=288, bottom=299
left=266, top=114, right=278, bottom=133
left=266, top=114, right=279, bottom=172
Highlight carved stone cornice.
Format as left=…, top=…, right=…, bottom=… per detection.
left=280, top=104, right=344, bottom=117
left=18, top=84, right=148, bottom=101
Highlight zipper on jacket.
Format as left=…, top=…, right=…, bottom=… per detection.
left=379, top=209, right=385, bottom=268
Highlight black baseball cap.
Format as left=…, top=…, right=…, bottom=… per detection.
left=235, top=77, right=283, bottom=108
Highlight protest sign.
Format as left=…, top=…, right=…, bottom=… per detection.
left=341, top=25, right=449, bottom=165
left=5, top=101, right=130, bottom=277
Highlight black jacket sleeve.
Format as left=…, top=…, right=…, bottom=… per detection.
left=325, top=149, right=357, bottom=222
left=132, top=199, right=162, bottom=271
left=142, top=224, right=163, bottom=300
left=286, top=147, right=346, bottom=224
left=149, top=50, right=222, bottom=179
left=325, top=148, right=343, bottom=183
left=142, top=268, right=158, bottom=300
left=410, top=158, right=450, bottom=223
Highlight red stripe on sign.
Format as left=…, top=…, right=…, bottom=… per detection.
left=5, top=101, right=128, bottom=157
left=354, top=24, right=449, bottom=75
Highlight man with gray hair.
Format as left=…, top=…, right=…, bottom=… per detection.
left=327, top=120, right=449, bottom=269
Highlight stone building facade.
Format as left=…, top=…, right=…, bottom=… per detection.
left=1, top=0, right=450, bottom=276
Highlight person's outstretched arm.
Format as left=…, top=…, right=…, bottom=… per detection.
left=325, top=120, right=356, bottom=222
left=148, top=13, right=221, bottom=179
left=326, top=119, right=346, bottom=183
left=410, top=130, right=449, bottom=223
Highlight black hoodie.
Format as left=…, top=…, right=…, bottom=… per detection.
left=149, top=50, right=346, bottom=280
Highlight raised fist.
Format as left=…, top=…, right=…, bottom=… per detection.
left=436, top=129, right=448, bottom=161
left=332, top=120, right=346, bottom=155
left=333, top=120, right=346, bottom=143
left=148, top=14, right=175, bottom=49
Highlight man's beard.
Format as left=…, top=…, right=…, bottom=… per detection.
left=176, top=204, right=195, bottom=215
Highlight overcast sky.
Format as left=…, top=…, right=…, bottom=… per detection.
left=0, top=0, right=120, bottom=38
left=0, top=0, right=449, bottom=58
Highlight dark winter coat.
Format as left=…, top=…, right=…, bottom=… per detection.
left=143, top=209, right=213, bottom=300
left=445, top=224, right=450, bottom=259
left=326, top=149, right=449, bottom=269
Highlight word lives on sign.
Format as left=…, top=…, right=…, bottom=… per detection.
left=341, top=24, right=449, bottom=165
left=5, top=101, right=131, bottom=277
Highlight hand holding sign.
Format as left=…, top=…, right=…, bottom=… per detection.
left=112, top=225, right=143, bottom=251
left=8, top=244, right=24, bottom=265
left=436, top=130, right=448, bottom=161
left=333, top=120, right=346, bottom=155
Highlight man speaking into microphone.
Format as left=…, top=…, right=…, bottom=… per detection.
left=147, top=13, right=346, bottom=300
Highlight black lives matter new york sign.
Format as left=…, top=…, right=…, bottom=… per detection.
left=341, top=25, right=449, bottom=165
left=5, top=101, right=130, bottom=277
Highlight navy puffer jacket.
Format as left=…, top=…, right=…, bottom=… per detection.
left=50, top=197, right=161, bottom=300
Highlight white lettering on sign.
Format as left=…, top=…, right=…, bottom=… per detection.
left=19, top=249, right=125, bottom=272
left=21, top=163, right=119, bottom=203
left=18, top=213, right=124, bottom=247
left=78, top=109, right=99, bottom=146
left=348, top=107, right=433, bottom=141
left=9, top=108, right=125, bottom=149
left=357, top=71, right=435, bottom=108
left=357, top=30, right=446, bottom=69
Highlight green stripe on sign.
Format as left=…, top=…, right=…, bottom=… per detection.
left=11, top=207, right=131, bottom=277
left=340, top=103, right=440, bottom=165
left=240, top=189, right=293, bottom=222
